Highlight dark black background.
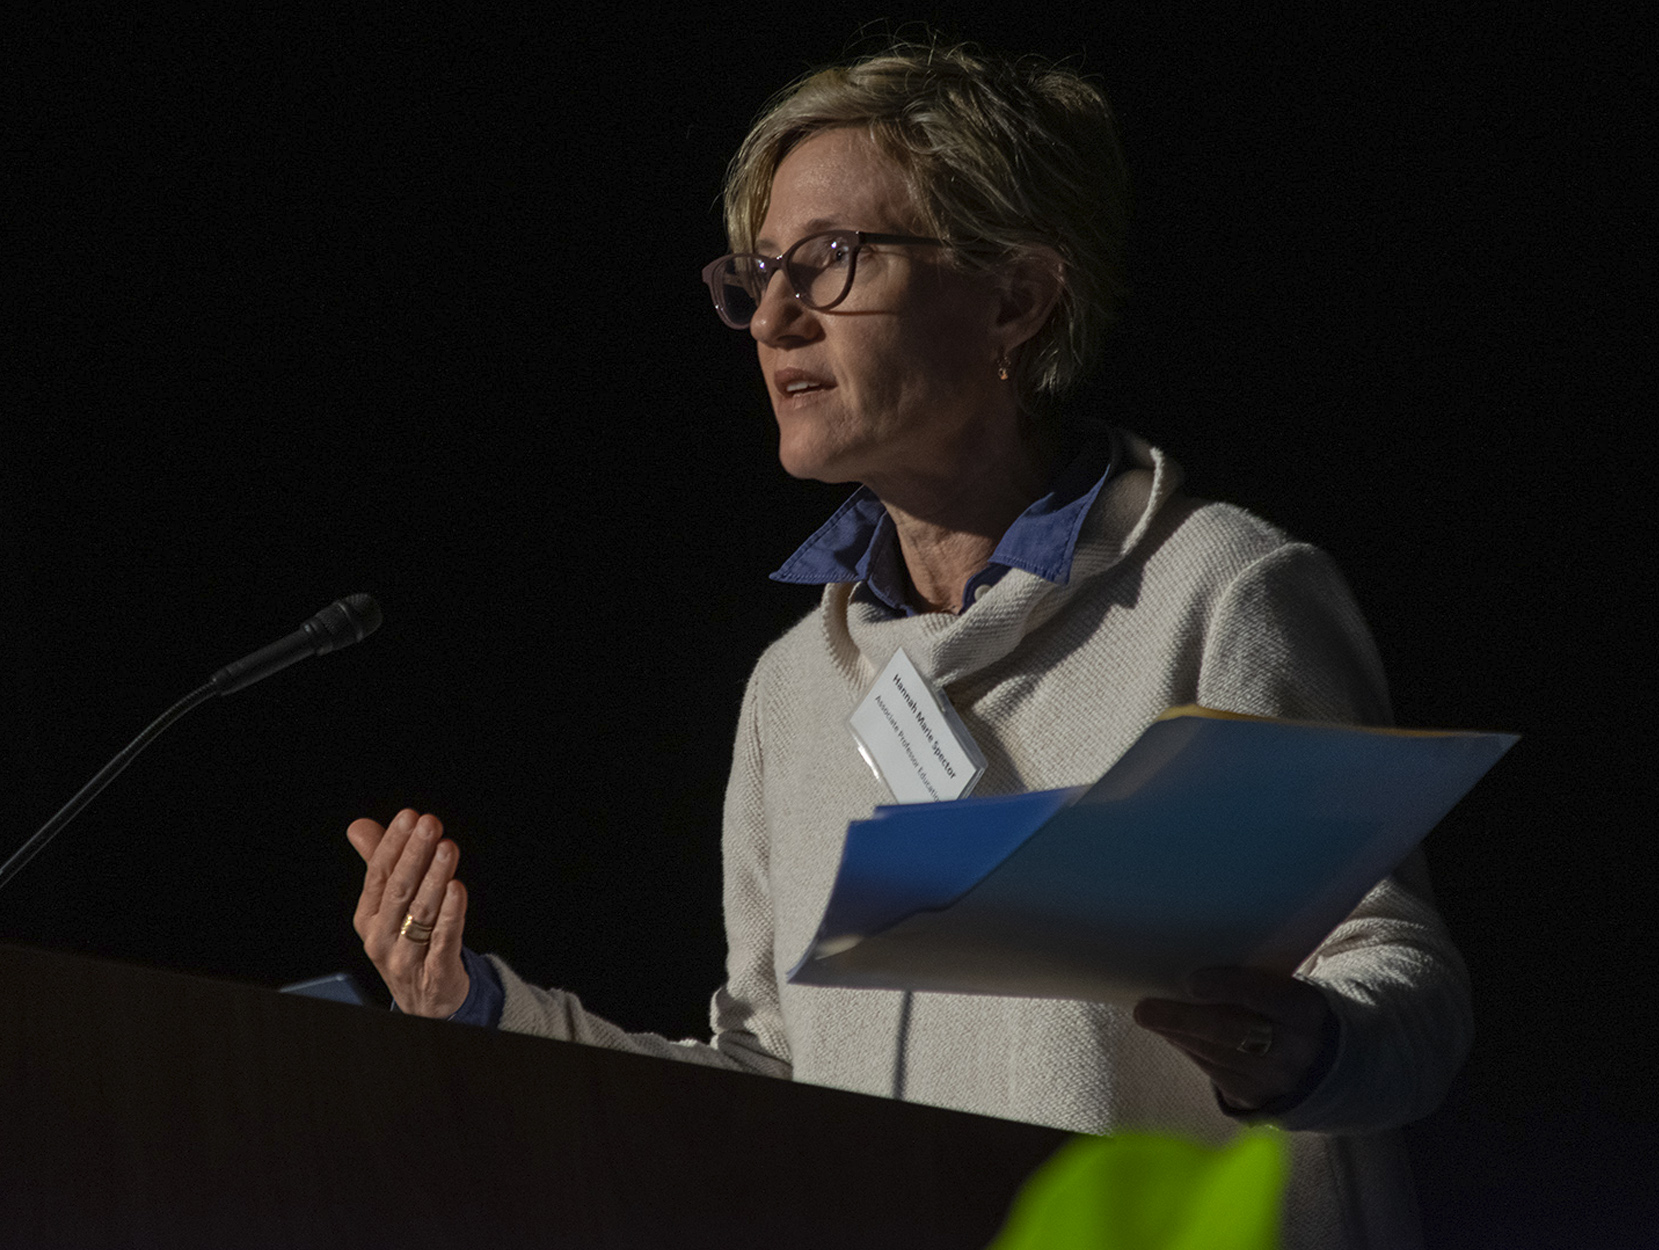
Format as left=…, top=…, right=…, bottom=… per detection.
left=5, top=5, right=1652, bottom=1245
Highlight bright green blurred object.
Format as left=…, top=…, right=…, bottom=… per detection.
left=986, top=1127, right=1287, bottom=1250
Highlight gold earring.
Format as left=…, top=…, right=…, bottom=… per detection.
left=996, top=351, right=1011, bottom=382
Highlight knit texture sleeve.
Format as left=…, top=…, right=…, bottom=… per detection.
left=1277, top=863, right=1473, bottom=1134
left=1196, top=541, right=1391, bottom=726
left=1197, top=541, right=1472, bottom=1134
left=488, top=955, right=756, bottom=1071
left=486, top=666, right=791, bottom=1080
left=707, top=658, right=794, bottom=1077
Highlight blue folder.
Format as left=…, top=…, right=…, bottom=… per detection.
left=788, top=706, right=1516, bottom=1004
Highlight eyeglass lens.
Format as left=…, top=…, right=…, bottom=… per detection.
left=709, top=231, right=859, bottom=328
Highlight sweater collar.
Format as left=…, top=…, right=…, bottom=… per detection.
left=770, top=428, right=1123, bottom=616
left=814, top=431, right=1184, bottom=692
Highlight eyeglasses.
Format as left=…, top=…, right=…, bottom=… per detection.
left=700, top=229, right=947, bottom=330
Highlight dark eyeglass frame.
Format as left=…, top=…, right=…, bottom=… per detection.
left=700, top=230, right=948, bottom=330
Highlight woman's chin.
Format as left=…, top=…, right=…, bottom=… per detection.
left=775, top=436, right=862, bottom=485
left=778, top=458, right=859, bottom=485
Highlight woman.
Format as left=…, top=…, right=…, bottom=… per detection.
left=348, top=42, right=1469, bottom=1248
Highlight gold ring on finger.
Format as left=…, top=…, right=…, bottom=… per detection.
left=399, top=913, right=434, bottom=944
left=1236, top=1020, right=1274, bottom=1056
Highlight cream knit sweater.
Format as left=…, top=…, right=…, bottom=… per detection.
left=491, top=435, right=1470, bottom=1249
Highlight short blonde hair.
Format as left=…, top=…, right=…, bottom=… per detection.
left=723, top=40, right=1129, bottom=413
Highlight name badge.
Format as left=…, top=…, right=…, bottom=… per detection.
left=848, top=647, right=986, bottom=803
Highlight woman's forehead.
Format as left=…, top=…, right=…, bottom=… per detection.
left=756, top=128, right=919, bottom=249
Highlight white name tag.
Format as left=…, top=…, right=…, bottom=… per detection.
left=848, top=647, right=986, bottom=803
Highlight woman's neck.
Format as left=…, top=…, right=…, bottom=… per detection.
left=872, top=421, right=1061, bottom=614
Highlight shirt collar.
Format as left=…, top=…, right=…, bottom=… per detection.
left=770, top=427, right=1122, bottom=616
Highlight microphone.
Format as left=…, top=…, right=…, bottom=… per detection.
left=0, top=594, right=383, bottom=894
left=211, top=594, right=383, bottom=696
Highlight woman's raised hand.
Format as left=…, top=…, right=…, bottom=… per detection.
left=346, top=809, right=471, bottom=1018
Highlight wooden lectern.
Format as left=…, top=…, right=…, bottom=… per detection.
left=1, top=944, right=1069, bottom=1248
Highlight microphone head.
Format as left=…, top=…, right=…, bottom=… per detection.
left=311, top=594, right=383, bottom=655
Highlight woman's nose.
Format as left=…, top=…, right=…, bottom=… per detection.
left=750, top=269, right=816, bottom=345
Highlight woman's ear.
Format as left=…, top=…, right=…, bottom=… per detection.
left=992, top=245, right=1066, bottom=350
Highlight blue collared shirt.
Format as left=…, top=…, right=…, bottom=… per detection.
left=770, top=428, right=1122, bottom=614
left=449, top=946, right=505, bottom=1027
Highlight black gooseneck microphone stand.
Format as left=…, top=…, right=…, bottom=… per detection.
left=0, top=594, right=382, bottom=894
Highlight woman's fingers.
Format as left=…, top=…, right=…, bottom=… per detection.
left=1152, top=1034, right=1279, bottom=1110
left=352, top=809, right=423, bottom=940
left=358, top=810, right=414, bottom=896
left=1134, top=968, right=1335, bottom=1110
left=374, top=813, right=444, bottom=941
left=1151, top=1030, right=1257, bottom=1087
left=1134, top=998, right=1287, bottom=1103
left=428, top=878, right=468, bottom=967
left=354, top=810, right=416, bottom=915
left=1134, top=998, right=1269, bottom=1056
left=389, top=873, right=471, bottom=1019
left=345, top=816, right=387, bottom=864
left=368, top=810, right=423, bottom=886
left=402, top=836, right=459, bottom=937
left=1187, top=966, right=1327, bottom=1031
